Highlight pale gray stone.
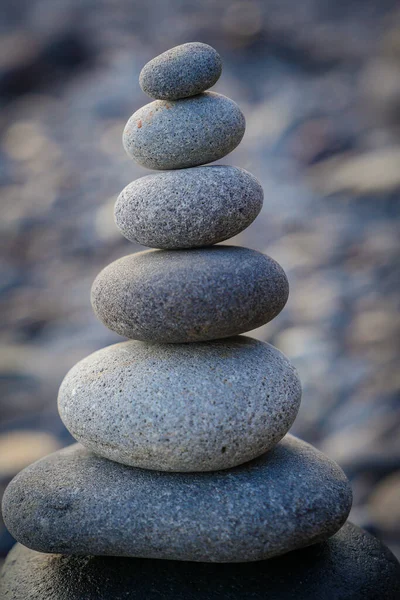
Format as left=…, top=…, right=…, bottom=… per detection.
left=115, top=166, right=263, bottom=249
left=122, top=92, right=245, bottom=170
left=139, top=42, right=222, bottom=100
left=58, top=337, right=302, bottom=471
left=2, top=525, right=400, bottom=599
left=91, top=246, right=289, bottom=343
left=2, top=435, right=352, bottom=562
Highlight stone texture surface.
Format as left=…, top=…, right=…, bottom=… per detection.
left=115, top=166, right=263, bottom=249
left=122, top=92, right=245, bottom=170
left=2, top=436, right=352, bottom=562
left=2, top=524, right=400, bottom=599
left=91, top=246, right=289, bottom=343
left=139, top=42, right=222, bottom=100
left=1, top=2, right=400, bottom=565
left=58, top=337, right=301, bottom=471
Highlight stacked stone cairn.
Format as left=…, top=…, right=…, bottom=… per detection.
left=1, top=43, right=400, bottom=599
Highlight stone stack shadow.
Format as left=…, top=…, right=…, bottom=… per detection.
left=1, top=43, right=400, bottom=599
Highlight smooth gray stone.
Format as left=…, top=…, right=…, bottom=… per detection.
left=122, top=92, right=245, bottom=170
left=139, top=42, right=222, bottom=100
left=2, top=436, right=352, bottom=562
left=2, top=524, right=400, bottom=599
left=115, top=166, right=263, bottom=249
left=58, top=337, right=302, bottom=472
left=91, top=246, right=289, bottom=343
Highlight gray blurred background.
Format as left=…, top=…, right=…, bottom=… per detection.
left=0, top=0, right=399, bottom=562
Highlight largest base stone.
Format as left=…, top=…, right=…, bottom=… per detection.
left=1, top=524, right=400, bottom=599
left=2, top=436, right=351, bottom=562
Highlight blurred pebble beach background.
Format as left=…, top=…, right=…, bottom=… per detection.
left=0, top=0, right=399, bottom=565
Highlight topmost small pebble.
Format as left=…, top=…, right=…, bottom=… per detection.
left=139, top=42, right=222, bottom=100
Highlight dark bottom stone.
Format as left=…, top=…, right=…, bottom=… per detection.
left=1, top=523, right=399, bottom=599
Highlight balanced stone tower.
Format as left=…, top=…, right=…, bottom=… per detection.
left=1, top=43, right=400, bottom=599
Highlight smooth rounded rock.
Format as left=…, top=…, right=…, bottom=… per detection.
left=58, top=337, right=302, bottom=472
left=2, top=524, right=400, bottom=599
left=139, top=42, right=222, bottom=100
left=122, top=92, right=245, bottom=170
left=2, top=436, right=352, bottom=562
left=115, top=166, right=263, bottom=249
left=91, top=246, right=289, bottom=343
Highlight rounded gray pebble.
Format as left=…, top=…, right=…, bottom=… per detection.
left=115, top=166, right=263, bottom=249
left=2, top=525, right=400, bottom=599
left=91, top=246, right=289, bottom=343
left=2, top=435, right=352, bottom=562
left=122, top=92, right=245, bottom=170
left=139, top=42, right=222, bottom=100
left=58, top=337, right=302, bottom=472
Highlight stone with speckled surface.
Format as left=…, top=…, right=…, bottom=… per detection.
left=2, top=435, right=352, bottom=562
left=139, top=42, right=222, bottom=100
left=2, top=524, right=400, bottom=599
left=115, top=166, right=263, bottom=249
left=122, top=92, right=245, bottom=170
left=91, top=246, right=289, bottom=343
left=58, top=337, right=301, bottom=471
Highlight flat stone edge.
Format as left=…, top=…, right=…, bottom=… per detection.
left=1, top=524, right=399, bottom=599
left=1, top=435, right=352, bottom=563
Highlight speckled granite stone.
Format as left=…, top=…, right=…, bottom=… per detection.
left=139, top=42, right=222, bottom=100
left=122, top=92, right=245, bottom=170
left=2, top=524, right=400, bottom=599
left=58, top=337, right=301, bottom=471
left=2, top=436, right=352, bottom=562
left=115, top=166, right=263, bottom=249
left=91, top=246, right=289, bottom=343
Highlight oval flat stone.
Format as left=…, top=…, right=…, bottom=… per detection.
left=58, top=337, right=302, bottom=472
left=139, top=42, right=222, bottom=100
left=2, top=436, right=352, bottom=562
left=91, top=246, right=289, bottom=343
left=115, top=166, right=263, bottom=249
left=2, top=524, right=400, bottom=599
left=123, top=92, right=245, bottom=170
